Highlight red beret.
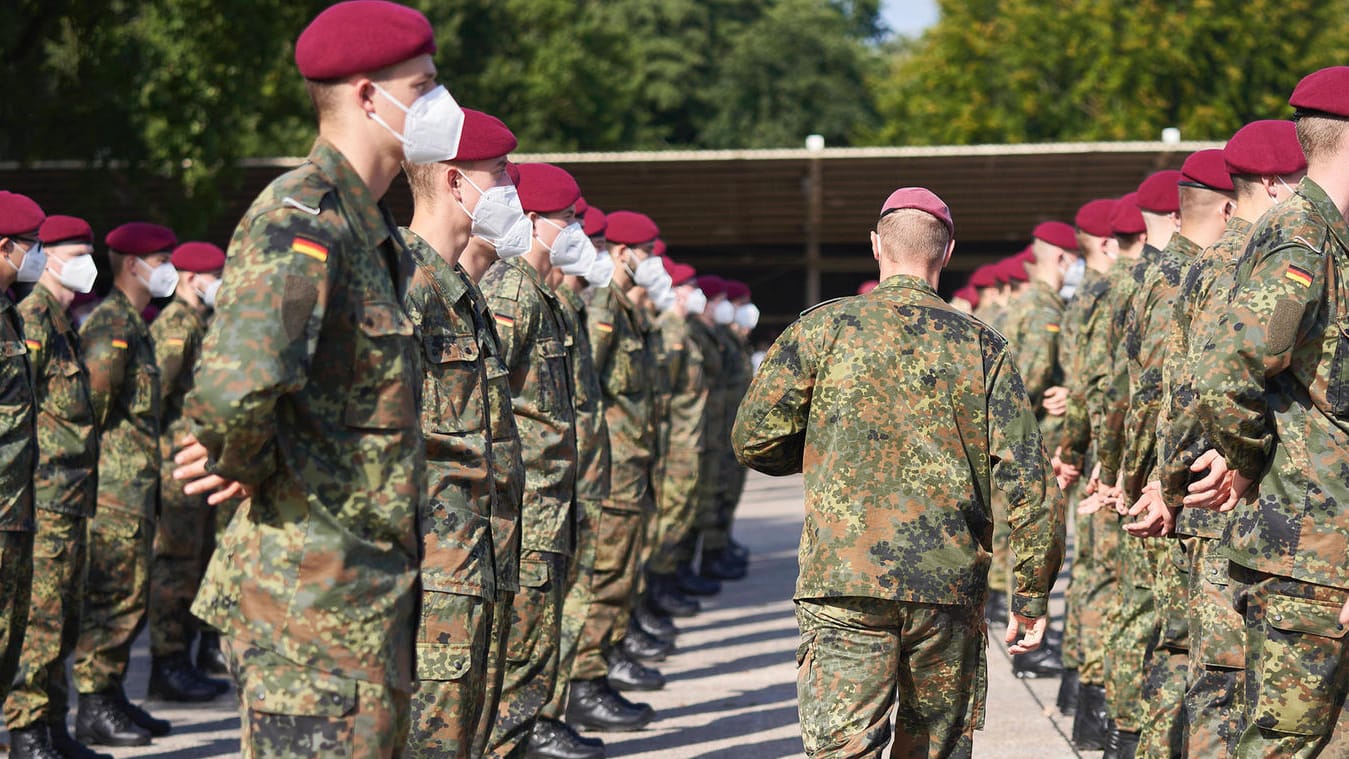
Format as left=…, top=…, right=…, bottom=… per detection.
left=653, top=239, right=667, bottom=257
left=662, top=257, right=697, bottom=287
left=1033, top=221, right=1080, bottom=250
left=515, top=163, right=581, bottom=215
left=857, top=280, right=879, bottom=295
left=575, top=196, right=589, bottom=216
left=105, top=222, right=176, bottom=256
left=582, top=207, right=607, bottom=238
left=1110, top=192, right=1147, bottom=235
left=1181, top=149, right=1235, bottom=192
left=505, top=162, right=521, bottom=187
left=1224, top=120, right=1306, bottom=177
left=999, top=257, right=1029, bottom=283
left=1017, top=246, right=1037, bottom=263
left=171, top=241, right=226, bottom=273
left=453, top=109, right=517, bottom=162
left=1074, top=200, right=1116, bottom=239
left=968, top=266, right=997, bottom=289
left=880, top=187, right=954, bottom=236
left=724, top=280, right=750, bottom=302
left=1290, top=66, right=1349, bottom=119
left=295, top=0, right=436, bottom=81
left=39, top=215, right=93, bottom=245
left=697, top=275, right=726, bottom=299
left=605, top=211, right=660, bottom=246
left=954, top=285, right=979, bottom=310
left=0, top=191, right=45, bottom=237
left=1136, top=170, right=1182, bottom=214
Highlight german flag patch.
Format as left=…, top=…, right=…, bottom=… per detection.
left=291, top=237, right=329, bottom=262
left=493, top=314, right=515, bottom=328
left=1284, top=264, right=1313, bottom=288
left=165, top=338, right=185, bottom=347
left=596, top=322, right=614, bottom=334
left=111, top=339, right=128, bottom=350
left=1046, top=322, right=1061, bottom=333
left=24, top=339, right=39, bottom=352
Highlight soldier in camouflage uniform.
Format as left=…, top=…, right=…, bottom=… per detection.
left=688, top=276, right=731, bottom=582
left=146, top=241, right=228, bottom=704
left=734, top=188, right=1065, bottom=758
left=395, top=109, right=528, bottom=759
left=480, top=162, right=580, bottom=758
left=1190, top=69, right=1349, bottom=757
left=172, top=5, right=442, bottom=755
left=706, top=280, right=753, bottom=576
left=0, top=193, right=42, bottom=754
left=74, top=221, right=175, bottom=748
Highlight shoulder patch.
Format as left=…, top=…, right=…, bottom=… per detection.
left=291, top=236, right=329, bottom=262
left=800, top=296, right=849, bottom=317
left=1284, top=264, right=1314, bottom=288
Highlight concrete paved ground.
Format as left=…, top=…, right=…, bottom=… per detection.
left=3, top=470, right=1090, bottom=757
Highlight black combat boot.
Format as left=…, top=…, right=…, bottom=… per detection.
left=1056, top=668, right=1079, bottom=715
left=1102, top=722, right=1140, bottom=759
left=633, top=604, right=678, bottom=642
left=148, top=655, right=218, bottom=702
left=1071, top=684, right=1108, bottom=751
left=646, top=576, right=699, bottom=618
left=113, top=685, right=170, bottom=737
left=604, top=647, right=665, bottom=691
left=49, top=717, right=114, bottom=759
left=675, top=562, right=720, bottom=596
left=10, top=724, right=64, bottom=759
left=622, top=622, right=673, bottom=661
left=565, top=678, right=655, bottom=732
left=75, top=692, right=151, bottom=747
left=699, top=549, right=746, bottom=581
left=526, top=717, right=606, bottom=759
left=1012, top=644, right=1064, bottom=679
left=196, top=629, right=230, bottom=677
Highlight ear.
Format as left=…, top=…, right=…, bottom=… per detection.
left=870, top=230, right=881, bottom=262
left=942, top=238, right=955, bottom=268
left=352, top=76, right=378, bottom=116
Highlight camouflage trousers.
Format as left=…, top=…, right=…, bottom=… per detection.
left=649, top=457, right=700, bottom=575
left=541, top=498, right=600, bottom=721
left=406, top=591, right=499, bottom=758
left=795, top=597, right=986, bottom=759
left=1184, top=535, right=1244, bottom=757
left=703, top=457, right=747, bottom=551
left=572, top=502, right=645, bottom=681
left=1076, top=509, right=1120, bottom=686
left=688, top=444, right=721, bottom=562
left=150, top=501, right=214, bottom=658
left=0, top=529, right=34, bottom=707
left=1061, top=480, right=1089, bottom=672
left=73, top=509, right=150, bottom=694
left=1103, top=525, right=1155, bottom=732
left=1229, top=564, right=1349, bottom=758
left=1138, top=538, right=1190, bottom=757
left=4, top=511, right=85, bottom=730
left=487, top=549, right=567, bottom=758
left=226, top=638, right=411, bottom=759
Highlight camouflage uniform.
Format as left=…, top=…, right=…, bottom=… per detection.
left=707, top=325, right=751, bottom=552
left=1193, top=178, right=1349, bottom=757
left=399, top=229, right=523, bottom=758
left=481, top=256, right=577, bottom=757
left=688, top=317, right=724, bottom=566
left=649, top=309, right=707, bottom=575
left=4, top=284, right=97, bottom=731
left=188, top=139, right=424, bottom=758
left=0, top=288, right=37, bottom=706
left=541, top=284, right=611, bottom=722
left=733, top=275, right=1066, bottom=758
left=73, top=287, right=159, bottom=696
left=148, top=296, right=211, bottom=661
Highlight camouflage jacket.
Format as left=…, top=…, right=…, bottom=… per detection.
left=482, top=257, right=577, bottom=556
left=558, top=285, right=610, bottom=504
left=732, top=275, right=1065, bottom=617
left=151, top=298, right=207, bottom=512
left=589, top=284, right=657, bottom=512
left=655, top=310, right=709, bottom=465
left=715, top=324, right=753, bottom=487
left=689, top=318, right=725, bottom=499
left=1097, top=245, right=1165, bottom=484
left=1055, top=267, right=1109, bottom=467
left=401, top=229, right=522, bottom=599
left=1003, top=279, right=1064, bottom=413
left=0, top=291, right=37, bottom=532
left=1194, top=178, right=1349, bottom=590
left=187, top=138, right=424, bottom=690
left=18, top=284, right=97, bottom=518
left=81, top=287, right=160, bottom=520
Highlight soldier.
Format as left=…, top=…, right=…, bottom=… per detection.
left=733, top=187, right=1065, bottom=758
left=689, top=275, right=734, bottom=584
left=1189, top=66, right=1349, bottom=757
left=0, top=192, right=42, bottom=754
left=480, top=162, right=580, bottom=757
left=171, top=2, right=447, bottom=755
left=146, top=241, right=228, bottom=705
left=73, top=222, right=175, bottom=748
left=397, top=109, right=530, bottom=759
left=707, top=279, right=754, bottom=577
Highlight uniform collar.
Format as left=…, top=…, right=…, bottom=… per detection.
left=1165, top=233, right=1203, bottom=261
left=1297, top=177, right=1349, bottom=254
left=306, top=138, right=392, bottom=250
left=874, top=274, right=938, bottom=297
left=401, top=227, right=469, bottom=306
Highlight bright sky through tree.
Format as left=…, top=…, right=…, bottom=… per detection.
left=881, top=0, right=940, bottom=37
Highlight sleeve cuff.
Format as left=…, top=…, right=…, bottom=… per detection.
left=1011, top=593, right=1048, bottom=620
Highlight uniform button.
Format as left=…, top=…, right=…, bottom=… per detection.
left=1272, top=614, right=1282, bottom=622
left=256, top=689, right=266, bottom=701
left=331, top=694, right=343, bottom=704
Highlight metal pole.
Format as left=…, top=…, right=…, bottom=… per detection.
left=805, top=155, right=822, bottom=308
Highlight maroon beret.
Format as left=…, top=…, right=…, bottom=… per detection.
left=505, top=162, right=521, bottom=187
left=1224, top=120, right=1307, bottom=177
left=453, top=109, right=517, bottom=162
left=999, top=257, right=1029, bottom=283
left=0, top=191, right=45, bottom=237
left=653, top=239, right=667, bottom=257
left=1180, top=149, right=1235, bottom=192
left=968, top=266, right=997, bottom=289
left=857, top=280, right=879, bottom=295
left=662, top=257, right=697, bottom=287
left=724, top=280, right=750, bottom=302
left=1290, top=66, right=1349, bottom=119
left=171, top=241, right=226, bottom=273
left=105, top=222, right=176, bottom=256
left=1074, top=200, right=1116, bottom=238
left=697, top=275, right=726, bottom=299
left=1110, top=192, right=1147, bottom=235
left=605, top=211, right=660, bottom=246
left=515, top=163, right=581, bottom=215
left=1033, top=221, right=1080, bottom=251
left=295, top=0, right=436, bottom=81
left=575, top=196, right=589, bottom=217
left=582, top=207, right=607, bottom=238
left=880, top=187, right=954, bottom=236
left=39, top=215, right=93, bottom=245
left=1136, top=170, right=1183, bottom=214
left=954, top=285, right=979, bottom=310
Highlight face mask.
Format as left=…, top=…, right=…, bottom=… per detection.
left=1059, top=257, right=1085, bottom=300
left=586, top=252, right=615, bottom=288
left=734, top=302, right=760, bottom=330
left=538, top=218, right=587, bottom=268
left=714, top=299, right=736, bottom=325
left=369, top=84, right=465, bottom=165
left=1277, top=176, right=1298, bottom=198
left=137, top=258, right=178, bottom=298
left=53, top=253, right=98, bottom=294
left=631, top=255, right=665, bottom=289
left=683, top=288, right=707, bottom=315
left=197, top=277, right=222, bottom=309
left=8, top=240, right=46, bottom=283
left=560, top=236, right=598, bottom=277
left=457, top=172, right=531, bottom=259
left=655, top=289, right=676, bottom=312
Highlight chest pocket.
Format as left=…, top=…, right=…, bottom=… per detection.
left=421, top=332, right=485, bottom=435
left=610, top=336, right=646, bottom=396
left=346, top=301, right=418, bottom=430
left=49, top=360, right=93, bottom=423
left=484, top=358, right=515, bottom=443
left=535, top=337, right=569, bottom=413
left=0, top=340, right=31, bottom=406
left=130, top=362, right=160, bottom=421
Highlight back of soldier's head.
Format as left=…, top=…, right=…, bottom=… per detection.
left=876, top=209, right=951, bottom=265
left=1289, top=67, right=1349, bottom=164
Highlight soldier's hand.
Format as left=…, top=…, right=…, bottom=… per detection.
left=1005, top=613, right=1047, bottom=655
left=173, top=434, right=253, bottom=506
left=1183, top=449, right=1235, bottom=511
left=1340, top=597, right=1349, bottom=627
left=1043, top=386, right=1070, bottom=417
left=1123, top=483, right=1174, bottom=537
left=1083, top=462, right=1102, bottom=495
left=1077, top=492, right=1103, bottom=515
left=1052, top=448, right=1081, bottom=490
